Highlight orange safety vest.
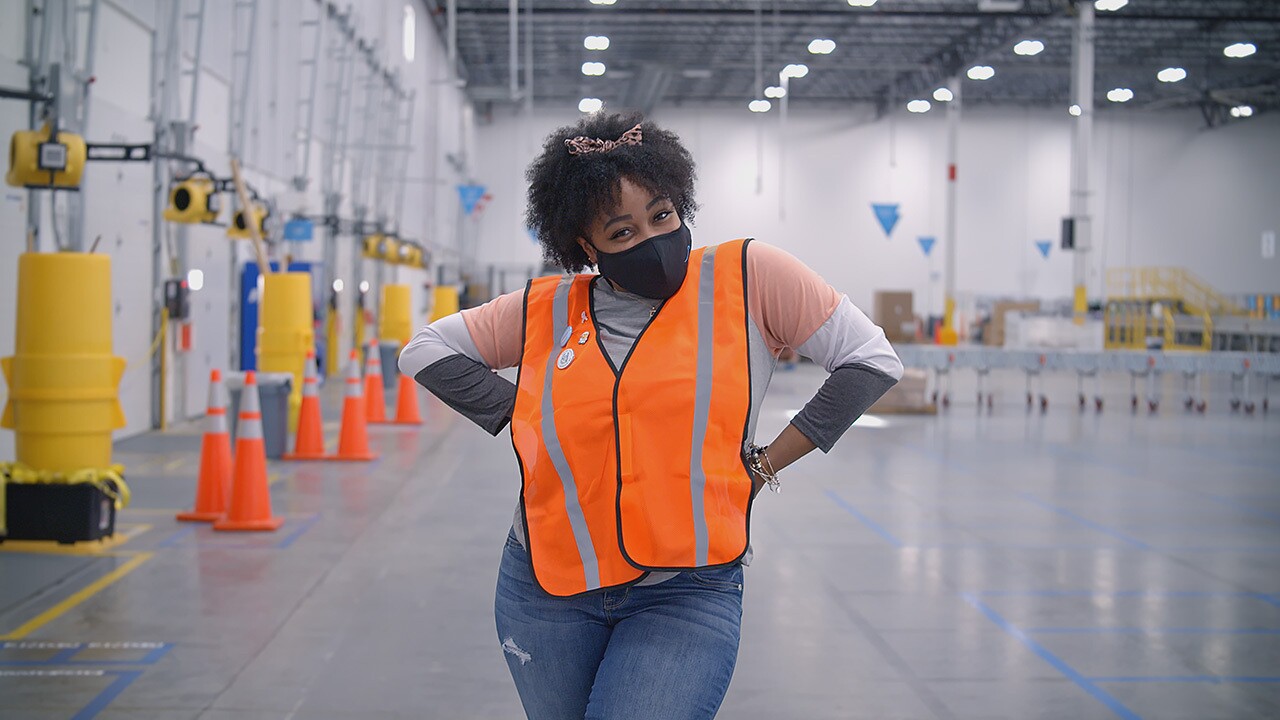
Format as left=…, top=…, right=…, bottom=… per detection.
left=511, top=239, right=755, bottom=597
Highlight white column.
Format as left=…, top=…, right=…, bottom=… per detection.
left=942, top=76, right=961, bottom=339
left=1069, top=0, right=1095, bottom=323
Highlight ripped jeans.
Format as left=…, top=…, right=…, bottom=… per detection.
left=494, top=529, right=744, bottom=720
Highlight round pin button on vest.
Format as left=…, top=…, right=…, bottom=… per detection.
left=557, top=348, right=575, bottom=370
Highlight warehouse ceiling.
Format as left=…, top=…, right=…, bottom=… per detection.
left=425, top=0, right=1280, bottom=121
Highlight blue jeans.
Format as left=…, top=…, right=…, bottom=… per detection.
left=494, top=530, right=744, bottom=719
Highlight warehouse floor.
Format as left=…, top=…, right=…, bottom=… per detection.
left=2, top=365, right=1278, bottom=719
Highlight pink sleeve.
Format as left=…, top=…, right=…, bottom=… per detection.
left=460, top=289, right=525, bottom=369
left=746, top=241, right=842, bottom=355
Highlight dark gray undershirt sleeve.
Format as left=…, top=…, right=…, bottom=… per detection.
left=414, top=355, right=517, bottom=436
left=789, top=363, right=898, bottom=453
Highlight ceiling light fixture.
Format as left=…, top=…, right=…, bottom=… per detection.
left=781, top=63, right=809, bottom=79
left=581, top=61, right=606, bottom=76
left=1230, top=105, right=1254, bottom=118
left=749, top=99, right=772, bottom=113
left=967, top=65, right=995, bottom=80
left=764, top=85, right=786, bottom=99
left=1156, top=67, right=1186, bottom=83
left=807, top=39, right=836, bottom=55
left=584, top=35, right=610, bottom=51
left=846, top=0, right=877, bottom=6
left=907, top=99, right=931, bottom=114
left=588, top=0, right=616, bottom=5
left=1224, top=42, right=1257, bottom=58
left=933, top=87, right=953, bottom=102
left=1014, top=40, right=1044, bottom=56
left=1095, top=0, right=1128, bottom=11
left=579, top=97, right=603, bottom=113
left=1106, top=88, right=1134, bottom=103
left=1069, top=104, right=1082, bottom=116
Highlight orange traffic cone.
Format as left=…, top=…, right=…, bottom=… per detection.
left=327, top=350, right=377, bottom=461
left=365, top=339, right=389, bottom=423
left=214, top=371, right=284, bottom=531
left=284, top=351, right=327, bottom=460
left=177, top=370, right=233, bottom=522
left=391, top=373, right=423, bottom=425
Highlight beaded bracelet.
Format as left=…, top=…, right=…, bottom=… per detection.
left=746, top=444, right=781, bottom=494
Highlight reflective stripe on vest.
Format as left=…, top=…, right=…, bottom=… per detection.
left=511, top=239, right=753, bottom=597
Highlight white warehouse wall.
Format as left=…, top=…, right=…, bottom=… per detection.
left=0, top=0, right=473, bottom=459
left=470, top=105, right=1280, bottom=316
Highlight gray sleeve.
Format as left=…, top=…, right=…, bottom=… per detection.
left=789, top=363, right=898, bottom=453
left=413, top=355, right=517, bottom=436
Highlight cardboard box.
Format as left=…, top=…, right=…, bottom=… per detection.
left=874, top=290, right=915, bottom=344
left=986, top=300, right=1041, bottom=347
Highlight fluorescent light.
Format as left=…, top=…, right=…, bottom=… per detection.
left=1106, top=87, right=1134, bottom=103
left=907, top=99, right=931, bottom=113
left=581, top=61, right=606, bottom=76
left=332, top=279, right=344, bottom=293
left=187, top=269, right=204, bottom=292
left=847, top=0, right=877, bottom=6
left=359, top=281, right=370, bottom=293
left=764, top=85, right=786, bottom=99
left=1014, top=39, right=1044, bottom=56
left=749, top=99, right=772, bottom=113
left=1156, top=67, right=1187, bottom=83
left=1224, top=42, right=1257, bottom=58
left=578, top=97, right=603, bottom=113
left=967, top=65, right=995, bottom=80
left=807, top=39, right=836, bottom=55
left=588, top=0, right=616, bottom=5
left=402, top=5, right=415, bottom=62
left=781, top=63, right=809, bottom=79
left=1095, top=0, right=1128, bottom=11
left=1069, top=104, right=1082, bottom=116
left=584, top=35, right=610, bottom=51
left=933, top=87, right=954, bottom=102
left=1230, top=105, right=1254, bottom=118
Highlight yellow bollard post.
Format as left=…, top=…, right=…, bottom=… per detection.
left=1, top=253, right=126, bottom=472
left=257, top=272, right=314, bottom=431
left=428, top=286, right=461, bottom=324
left=379, top=284, right=413, bottom=346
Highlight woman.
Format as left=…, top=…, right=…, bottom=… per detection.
left=399, top=112, right=903, bottom=719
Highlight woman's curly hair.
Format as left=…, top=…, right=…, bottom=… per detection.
left=525, top=111, right=698, bottom=273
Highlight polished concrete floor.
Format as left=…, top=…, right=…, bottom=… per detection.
left=2, top=365, right=1278, bottom=719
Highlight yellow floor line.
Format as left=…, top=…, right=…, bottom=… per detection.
left=0, top=551, right=154, bottom=640
left=163, top=457, right=186, bottom=472
left=0, top=524, right=152, bottom=556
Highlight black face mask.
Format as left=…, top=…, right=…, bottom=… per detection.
left=593, top=223, right=692, bottom=300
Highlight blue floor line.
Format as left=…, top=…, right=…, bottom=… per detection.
left=1088, top=676, right=1280, bottom=684
left=156, top=525, right=198, bottom=548
left=980, top=590, right=1267, bottom=599
left=823, top=489, right=904, bottom=548
left=1017, top=494, right=1153, bottom=550
left=961, top=593, right=1142, bottom=720
left=1025, top=627, right=1280, bottom=635
left=276, top=513, right=323, bottom=549
left=70, top=670, right=143, bottom=720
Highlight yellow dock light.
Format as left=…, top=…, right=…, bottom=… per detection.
left=7, top=123, right=87, bottom=189
left=163, top=176, right=220, bottom=224
left=227, top=203, right=268, bottom=240
left=363, top=234, right=383, bottom=259
left=381, top=236, right=401, bottom=264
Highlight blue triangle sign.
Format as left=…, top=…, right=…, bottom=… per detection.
left=458, top=184, right=487, bottom=215
left=872, top=203, right=900, bottom=237
left=917, top=236, right=936, bottom=256
left=1035, top=240, right=1052, bottom=259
